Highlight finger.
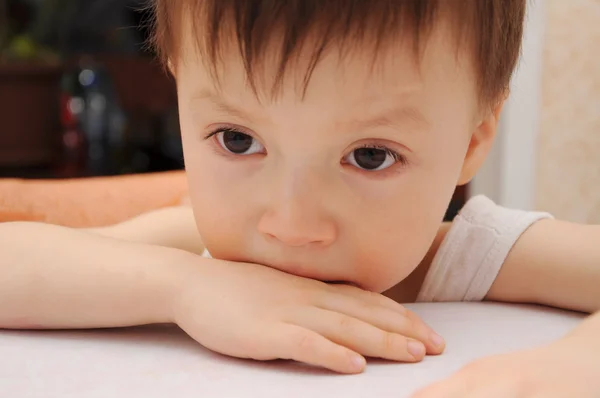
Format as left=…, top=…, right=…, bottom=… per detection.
left=296, top=307, right=426, bottom=362
left=329, top=284, right=445, bottom=351
left=330, top=283, right=408, bottom=315
left=405, top=308, right=446, bottom=354
left=320, top=291, right=445, bottom=355
left=271, top=323, right=366, bottom=374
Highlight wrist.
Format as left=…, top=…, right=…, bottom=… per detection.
left=152, top=248, right=210, bottom=324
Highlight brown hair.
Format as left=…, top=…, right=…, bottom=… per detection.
left=151, top=0, right=526, bottom=106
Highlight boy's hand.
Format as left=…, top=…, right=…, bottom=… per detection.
left=172, top=259, right=445, bottom=374
left=410, top=333, right=599, bottom=398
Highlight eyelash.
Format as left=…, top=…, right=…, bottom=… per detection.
left=204, top=126, right=252, bottom=142
left=349, top=144, right=408, bottom=167
left=204, top=126, right=409, bottom=172
left=204, top=125, right=264, bottom=156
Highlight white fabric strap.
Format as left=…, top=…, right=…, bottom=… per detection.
left=416, top=195, right=553, bottom=303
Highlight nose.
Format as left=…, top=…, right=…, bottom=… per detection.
left=258, top=207, right=337, bottom=247
left=257, top=171, right=337, bottom=248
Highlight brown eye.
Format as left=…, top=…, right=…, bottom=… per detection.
left=345, top=146, right=398, bottom=171
left=353, top=148, right=387, bottom=170
left=216, top=130, right=264, bottom=155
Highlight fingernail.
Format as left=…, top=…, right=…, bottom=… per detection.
left=408, top=340, right=425, bottom=359
left=350, top=353, right=366, bottom=371
left=430, top=333, right=445, bottom=348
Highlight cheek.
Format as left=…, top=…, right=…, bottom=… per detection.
left=350, top=210, right=439, bottom=292
left=183, top=145, right=253, bottom=259
left=189, top=183, right=249, bottom=260
left=352, top=245, right=412, bottom=293
left=347, top=171, right=454, bottom=292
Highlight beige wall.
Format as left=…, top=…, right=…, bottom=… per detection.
left=535, top=0, right=600, bottom=223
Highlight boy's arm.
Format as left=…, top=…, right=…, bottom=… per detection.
left=486, top=219, right=600, bottom=313
left=0, top=221, right=192, bottom=329
left=412, top=219, right=600, bottom=397
left=87, top=206, right=205, bottom=255
left=0, top=221, right=443, bottom=373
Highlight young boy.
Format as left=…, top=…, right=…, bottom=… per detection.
left=2, top=0, right=600, bottom=396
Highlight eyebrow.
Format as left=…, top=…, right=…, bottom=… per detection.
left=190, top=89, right=256, bottom=121
left=191, top=88, right=429, bottom=131
left=344, top=105, right=430, bottom=132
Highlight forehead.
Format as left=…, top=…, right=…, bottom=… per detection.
left=175, top=19, right=477, bottom=116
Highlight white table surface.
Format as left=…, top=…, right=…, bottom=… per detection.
left=0, top=302, right=584, bottom=398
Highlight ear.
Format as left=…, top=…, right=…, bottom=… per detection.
left=457, top=101, right=505, bottom=186
left=167, top=59, right=176, bottom=77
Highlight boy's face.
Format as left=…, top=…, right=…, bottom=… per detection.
left=175, top=24, right=496, bottom=292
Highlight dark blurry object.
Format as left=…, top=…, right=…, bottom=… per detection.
left=0, top=0, right=182, bottom=178
left=57, top=88, right=86, bottom=176
left=0, top=63, right=62, bottom=167
left=56, top=55, right=180, bottom=177
left=58, top=57, right=127, bottom=176
left=98, top=55, right=181, bottom=174
left=0, top=1, right=8, bottom=53
left=33, top=0, right=149, bottom=56
left=0, top=0, right=63, bottom=169
left=1, top=0, right=60, bottom=63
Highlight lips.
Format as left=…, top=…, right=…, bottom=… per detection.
left=259, top=258, right=340, bottom=282
left=226, top=249, right=356, bottom=286
left=328, top=280, right=362, bottom=289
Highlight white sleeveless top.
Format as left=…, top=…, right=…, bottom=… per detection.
left=202, top=195, right=553, bottom=302
left=416, top=195, right=553, bottom=302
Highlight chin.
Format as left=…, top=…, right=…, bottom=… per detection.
left=364, top=268, right=414, bottom=293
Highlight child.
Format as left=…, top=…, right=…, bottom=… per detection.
left=2, top=0, right=600, bottom=396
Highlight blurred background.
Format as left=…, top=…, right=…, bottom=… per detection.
left=470, top=0, right=599, bottom=224
left=534, top=0, right=600, bottom=223
left=0, top=0, right=182, bottom=179
left=0, top=0, right=598, bottom=223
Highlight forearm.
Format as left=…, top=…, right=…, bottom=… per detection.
left=0, top=222, right=194, bottom=329
left=488, top=220, right=600, bottom=313
left=87, top=206, right=205, bottom=255
left=529, top=222, right=600, bottom=313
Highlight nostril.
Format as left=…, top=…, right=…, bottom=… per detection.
left=262, top=231, right=325, bottom=248
left=257, top=212, right=337, bottom=248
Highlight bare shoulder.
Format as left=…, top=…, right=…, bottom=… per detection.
left=87, top=206, right=204, bottom=255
